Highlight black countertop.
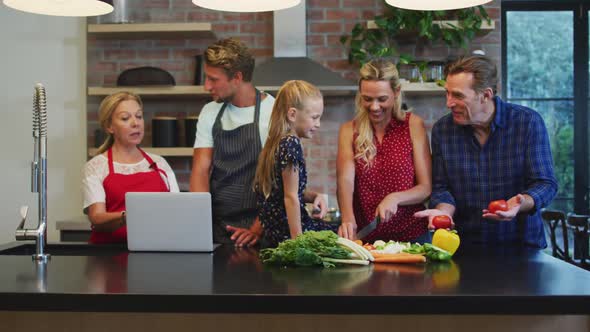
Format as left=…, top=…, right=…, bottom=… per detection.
left=1, top=242, right=589, bottom=314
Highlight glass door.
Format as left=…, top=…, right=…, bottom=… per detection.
left=504, top=10, right=575, bottom=211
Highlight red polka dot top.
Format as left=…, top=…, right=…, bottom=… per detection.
left=353, top=112, right=427, bottom=242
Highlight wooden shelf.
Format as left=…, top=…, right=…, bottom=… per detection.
left=401, top=82, right=445, bottom=95
left=87, top=22, right=213, bottom=39
left=88, top=85, right=207, bottom=97
left=258, top=85, right=358, bottom=96
left=88, top=85, right=359, bottom=97
left=367, top=19, right=495, bottom=31
left=88, top=147, right=193, bottom=157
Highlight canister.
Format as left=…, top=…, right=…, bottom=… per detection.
left=184, top=116, right=199, bottom=147
left=426, top=61, right=445, bottom=82
left=94, top=128, right=106, bottom=148
left=152, top=116, right=178, bottom=147
left=194, top=55, right=204, bottom=85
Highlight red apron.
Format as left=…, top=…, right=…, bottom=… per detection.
left=89, top=148, right=169, bottom=244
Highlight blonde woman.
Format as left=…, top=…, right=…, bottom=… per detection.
left=337, top=59, right=432, bottom=243
left=254, top=80, right=335, bottom=247
left=82, top=92, right=179, bottom=244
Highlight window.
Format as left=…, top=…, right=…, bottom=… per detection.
left=502, top=1, right=588, bottom=213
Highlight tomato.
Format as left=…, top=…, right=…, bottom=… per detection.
left=432, top=215, right=452, bottom=229
left=488, top=199, right=509, bottom=214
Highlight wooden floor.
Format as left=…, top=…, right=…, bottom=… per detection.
left=1, top=312, right=589, bottom=332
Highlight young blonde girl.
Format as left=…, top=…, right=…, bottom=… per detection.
left=254, top=80, right=337, bottom=247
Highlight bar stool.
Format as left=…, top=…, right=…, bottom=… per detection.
left=566, top=213, right=590, bottom=268
left=541, top=209, right=570, bottom=262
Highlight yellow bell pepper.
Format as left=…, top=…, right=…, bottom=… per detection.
left=432, top=229, right=460, bottom=255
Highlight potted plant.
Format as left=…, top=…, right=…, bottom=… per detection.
left=340, top=2, right=492, bottom=66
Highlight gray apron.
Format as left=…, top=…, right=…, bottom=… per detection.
left=210, top=90, right=262, bottom=244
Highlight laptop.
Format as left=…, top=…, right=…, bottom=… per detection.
left=125, top=192, right=217, bottom=252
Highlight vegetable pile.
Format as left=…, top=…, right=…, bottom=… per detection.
left=364, top=240, right=452, bottom=262
left=404, top=242, right=452, bottom=261
left=260, top=229, right=461, bottom=268
left=260, top=231, right=374, bottom=268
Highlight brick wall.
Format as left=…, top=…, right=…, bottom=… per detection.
left=87, top=0, right=501, bottom=202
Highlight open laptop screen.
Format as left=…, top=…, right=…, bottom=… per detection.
left=125, top=192, right=215, bottom=252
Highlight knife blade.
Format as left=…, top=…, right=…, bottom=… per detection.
left=356, top=216, right=381, bottom=240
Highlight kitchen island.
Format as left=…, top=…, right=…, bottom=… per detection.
left=0, top=242, right=589, bottom=331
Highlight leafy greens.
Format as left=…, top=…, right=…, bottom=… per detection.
left=260, top=231, right=352, bottom=268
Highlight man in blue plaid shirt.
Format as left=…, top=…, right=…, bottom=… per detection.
left=415, top=56, right=557, bottom=248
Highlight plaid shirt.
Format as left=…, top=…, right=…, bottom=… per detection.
left=430, top=96, right=558, bottom=248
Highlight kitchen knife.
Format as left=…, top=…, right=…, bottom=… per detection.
left=356, top=216, right=381, bottom=240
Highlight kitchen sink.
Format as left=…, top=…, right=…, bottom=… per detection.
left=0, top=242, right=127, bottom=256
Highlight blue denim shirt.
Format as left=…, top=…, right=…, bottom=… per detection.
left=430, top=96, right=558, bottom=248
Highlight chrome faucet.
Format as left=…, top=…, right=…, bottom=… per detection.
left=16, top=83, right=50, bottom=262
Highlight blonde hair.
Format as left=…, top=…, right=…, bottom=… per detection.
left=254, top=80, right=322, bottom=198
left=95, top=91, right=143, bottom=155
left=354, top=59, right=404, bottom=166
left=205, top=38, right=255, bottom=82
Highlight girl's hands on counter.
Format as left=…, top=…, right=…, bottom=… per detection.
left=311, top=194, right=328, bottom=219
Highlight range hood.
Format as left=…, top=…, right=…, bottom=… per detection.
left=252, top=1, right=356, bottom=94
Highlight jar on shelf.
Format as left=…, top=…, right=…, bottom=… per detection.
left=96, top=0, right=132, bottom=24
left=398, top=63, right=421, bottom=83
left=94, top=129, right=106, bottom=148
left=425, top=61, right=445, bottom=82
left=194, top=55, right=204, bottom=85
left=152, top=116, right=178, bottom=147
left=184, top=116, right=199, bottom=147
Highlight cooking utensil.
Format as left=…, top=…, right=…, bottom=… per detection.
left=17, top=205, right=29, bottom=230
left=356, top=216, right=381, bottom=240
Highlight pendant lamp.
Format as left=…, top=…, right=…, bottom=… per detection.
left=192, top=0, right=300, bottom=13
left=385, top=0, right=492, bottom=11
left=3, top=0, right=113, bottom=16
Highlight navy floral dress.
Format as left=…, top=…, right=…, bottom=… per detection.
left=257, top=135, right=338, bottom=247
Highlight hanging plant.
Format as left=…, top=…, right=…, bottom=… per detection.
left=340, top=2, right=491, bottom=66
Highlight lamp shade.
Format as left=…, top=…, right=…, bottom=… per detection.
left=192, top=0, right=300, bottom=12
left=3, top=0, right=113, bottom=16
left=385, top=0, right=492, bottom=11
